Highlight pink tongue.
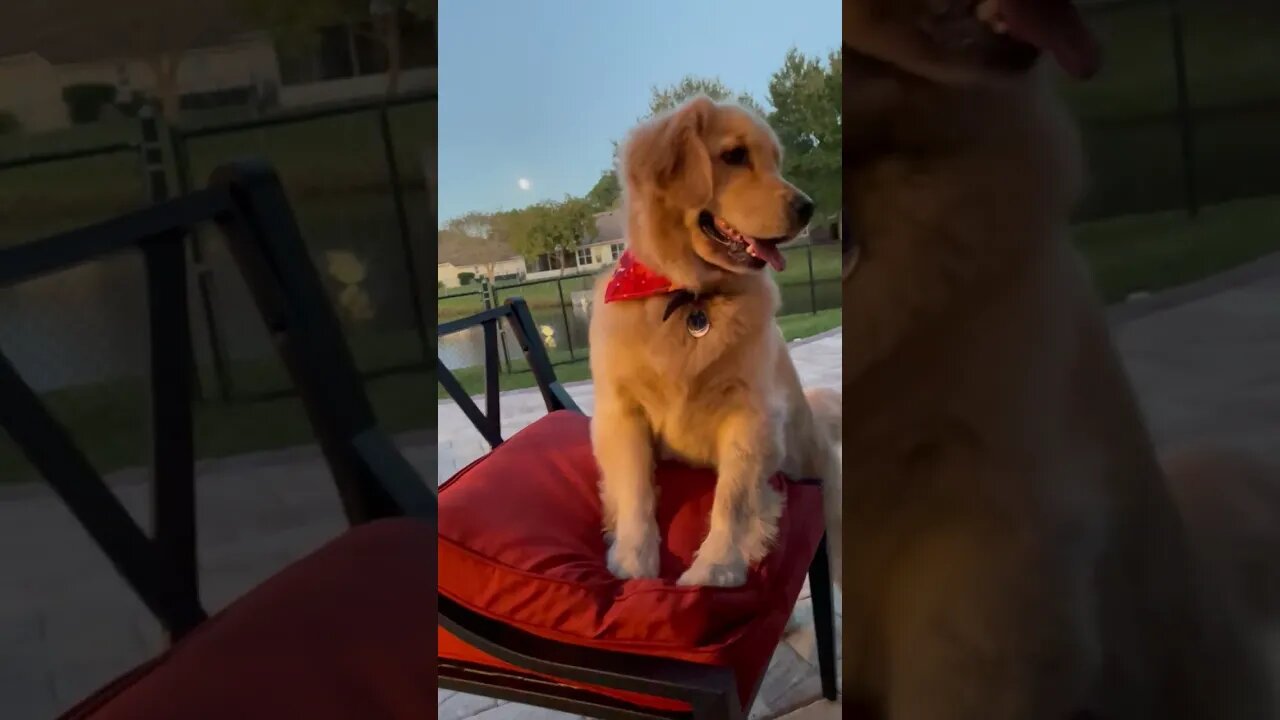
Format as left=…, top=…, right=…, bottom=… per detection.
left=746, top=237, right=787, bottom=272
left=999, top=0, right=1101, bottom=80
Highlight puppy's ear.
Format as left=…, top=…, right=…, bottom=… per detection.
left=622, top=95, right=714, bottom=209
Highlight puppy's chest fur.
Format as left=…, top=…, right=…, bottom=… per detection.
left=635, top=374, right=763, bottom=468
left=625, top=295, right=781, bottom=469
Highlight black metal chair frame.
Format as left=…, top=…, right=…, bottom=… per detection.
left=0, top=161, right=436, bottom=646
left=436, top=303, right=839, bottom=719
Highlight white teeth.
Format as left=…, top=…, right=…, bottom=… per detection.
left=711, top=216, right=750, bottom=246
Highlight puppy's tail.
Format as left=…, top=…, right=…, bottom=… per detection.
left=805, top=387, right=842, bottom=447
left=1164, top=447, right=1280, bottom=624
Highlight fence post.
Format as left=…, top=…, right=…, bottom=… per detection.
left=167, top=124, right=234, bottom=403
left=806, top=244, right=817, bottom=315
left=138, top=106, right=201, bottom=639
left=556, top=278, right=574, bottom=361
left=138, top=105, right=208, bottom=406
left=1167, top=0, right=1198, bottom=218
left=490, top=284, right=514, bottom=374
left=376, top=105, right=432, bottom=366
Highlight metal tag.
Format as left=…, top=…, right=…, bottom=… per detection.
left=686, top=308, right=710, bottom=338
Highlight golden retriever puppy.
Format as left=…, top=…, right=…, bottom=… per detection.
left=588, top=96, right=842, bottom=588
left=842, top=0, right=1277, bottom=718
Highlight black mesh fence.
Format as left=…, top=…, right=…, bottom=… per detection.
left=437, top=239, right=843, bottom=376
left=0, top=93, right=437, bottom=418
left=175, top=94, right=437, bottom=402
left=1071, top=0, right=1280, bottom=219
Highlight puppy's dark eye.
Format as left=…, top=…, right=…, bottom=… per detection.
left=720, top=146, right=749, bottom=166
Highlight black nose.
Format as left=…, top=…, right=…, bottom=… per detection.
left=791, top=194, right=815, bottom=226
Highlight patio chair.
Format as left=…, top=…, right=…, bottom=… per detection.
left=436, top=303, right=839, bottom=718
left=0, top=161, right=440, bottom=719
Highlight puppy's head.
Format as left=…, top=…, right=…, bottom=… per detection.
left=844, top=0, right=1100, bottom=86
left=620, top=96, right=813, bottom=283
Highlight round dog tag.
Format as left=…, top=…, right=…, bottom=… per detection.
left=686, top=308, right=710, bottom=338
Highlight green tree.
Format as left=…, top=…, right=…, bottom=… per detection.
left=440, top=211, right=517, bottom=281
left=445, top=210, right=495, bottom=241
left=766, top=47, right=842, bottom=223
left=493, top=207, right=538, bottom=259
left=512, top=198, right=594, bottom=274
left=585, top=170, right=621, bottom=212
left=644, top=75, right=765, bottom=119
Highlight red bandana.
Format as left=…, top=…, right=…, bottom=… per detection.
left=603, top=250, right=677, bottom=303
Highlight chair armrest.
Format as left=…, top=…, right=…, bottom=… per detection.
left=437, top=298, right=582, bottom=449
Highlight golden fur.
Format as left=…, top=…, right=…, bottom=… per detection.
left=842, top=1, right=1279, bottom=717
left=589, top=97, right=842, bottom=588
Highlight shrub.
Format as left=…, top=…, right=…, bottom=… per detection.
left=61, top=83, right=118, bottom=125
left=458, top=272, right=476, bottom=286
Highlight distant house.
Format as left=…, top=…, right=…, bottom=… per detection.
left=438, top=230, right=527, bottom=289
left=525, top=208, right=627, bottom=282
left=437, top=257, right=527, bottom=290
left=0, top=1, right=436, bottom=133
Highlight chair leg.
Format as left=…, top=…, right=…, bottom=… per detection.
left=808, top=534, right=838, bottom=701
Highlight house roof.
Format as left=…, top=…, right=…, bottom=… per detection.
left=583, top=209, right=624, bottom=246
left=0, top=1, right=255, bottom=66
left=439, top=229, right=521, bottom=266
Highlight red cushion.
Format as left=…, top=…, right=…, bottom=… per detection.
left=437, top=410, right=824, bottom=712
left=61, top=518, right=437, bottom=720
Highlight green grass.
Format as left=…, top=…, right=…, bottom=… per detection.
left=1075, top=195, right=1280, bottom=302
left=777, top=307, right=843, bottom=340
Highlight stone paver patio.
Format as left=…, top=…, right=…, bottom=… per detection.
left=1, top=253, right=1278, bottom=719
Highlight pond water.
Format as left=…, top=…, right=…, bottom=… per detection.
left=438, top=302, right=592, bottom=370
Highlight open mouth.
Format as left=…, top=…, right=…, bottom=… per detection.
left=697, top=211, right=789, bottom=272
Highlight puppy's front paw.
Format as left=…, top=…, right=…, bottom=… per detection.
left=740, top=487, right=785, bottom=565
left=606, top=529, right=660, bottom=579
left=677, top=552, right=748, bottom=588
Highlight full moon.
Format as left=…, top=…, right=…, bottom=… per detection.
left=517, top=178, right=531, bottom=191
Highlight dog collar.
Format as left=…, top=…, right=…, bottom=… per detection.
left=604, top=250, right=675, bottom=302
left=604, top=250, right=710, bottom=334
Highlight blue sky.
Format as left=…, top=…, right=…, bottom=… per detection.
left=437, top=0, right=841, bottom=226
